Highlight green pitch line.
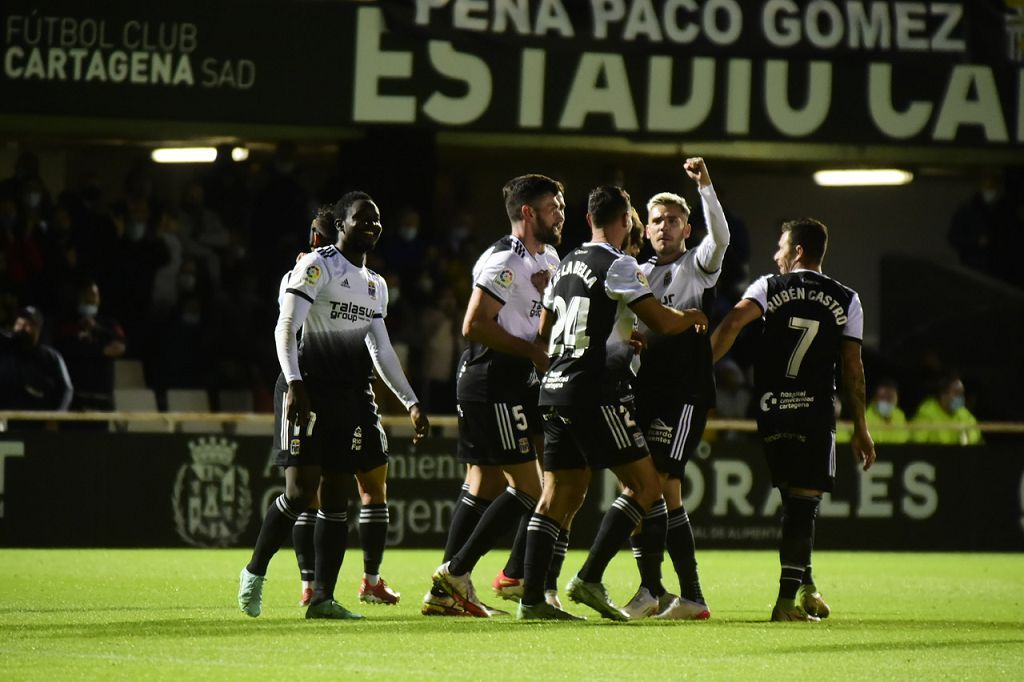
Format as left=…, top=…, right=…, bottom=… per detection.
left=0, top=549, right=1021, bottom=680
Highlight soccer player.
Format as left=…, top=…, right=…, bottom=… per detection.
left=238, top=191, right=429, bottom=620
left=623, top=157, right=729, bottom=620
left=427, top=174, right=564, bottom=618
left=284, top=207, right=413, bottom=607
left=710, top=217, right=876, bottom=622
left=516, top=185, right=709, bottom=621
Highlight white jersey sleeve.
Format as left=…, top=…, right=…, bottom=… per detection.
left=365, top=318, right=418, bottom=409
left=474, top=249, right=518, bottom=304
left=606, top=254, right=654, bottom=304
left=742, top=275, right=770, bottom=313
left=843, top=292, right=864, bottom=342
left=693, top=184, right=730, bottom=275
left=275, top=251, right=329, bottom=382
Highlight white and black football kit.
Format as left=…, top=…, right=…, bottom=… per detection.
left=456, top=235, right=559, bottom=466
left=272, top=245, right=417, bottom=473
left=539, top=242, right=652, bottom=471
left=637, top=184, right=729, bottom=477
left=742, top=269, right=863, bottom=491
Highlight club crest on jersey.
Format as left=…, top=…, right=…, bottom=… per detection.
left=304, top=265, right=321, bottom=285
left=663, top=271, right=672, bottom=287
left=367, top=279, right=377, bottom=299
left=636, top=270, right=650, bottom=287
left=518, top=437, right=531, bottom=454
left=494, top=268, right=514, bottom=289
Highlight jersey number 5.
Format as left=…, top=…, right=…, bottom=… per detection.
left=786, top=317, right=819, bottom=378
left=549, top=295, right=591, bottom=357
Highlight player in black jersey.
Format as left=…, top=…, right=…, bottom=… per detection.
left=238, top=192, right=429, bottom=621
left=428, top=174, right=563, bottom=617
left=516, top=185, right=709, bottom=621
left=624, top=157, right=729, bottom=620
left=711, top=218, right=876, bottom=622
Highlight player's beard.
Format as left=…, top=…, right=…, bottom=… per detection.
left=535, top=216, right=562, bottom=246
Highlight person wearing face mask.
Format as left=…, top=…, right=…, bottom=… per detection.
left=55, top=279, right=127, bottom=415
left=910, top=372, right=982, bottom=445
left=865, top=378, right=910, bottom=444
left=0, top=307, right=73, bottom=423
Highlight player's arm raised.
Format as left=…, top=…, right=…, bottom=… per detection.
left=840, top=338, right=876, bottom=471
left=464, top=286, right=549, bottom=373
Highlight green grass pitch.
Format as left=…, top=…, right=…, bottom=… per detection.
left=1, top=549, right=1022, bottom=680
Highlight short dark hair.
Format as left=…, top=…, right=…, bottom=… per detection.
left=587, top=185, right=631, bottom=228
left=502, top=174, right=564, bottom=223
left=310, top=205, right=337, bottom=246
left=333, top=191, right=374, bottom=222
left=16, top=306, right=43, bottom=328
left=782, top=218, right=828, bottom=265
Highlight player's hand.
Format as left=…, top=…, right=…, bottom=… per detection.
left=851, top=430, right=876, bottom=471
left=408, top=403, right=430, bottom=444
left=530, top=344, right=550, bottom=375
left=531, top=269, right=551, bottom=295
left=684, top=157, right=711, bottom=188
left=286, top=380, right=312, bottom=436
left=629, top=330, right=647, bottom=355
left=683, top=308, right=709, bottom=334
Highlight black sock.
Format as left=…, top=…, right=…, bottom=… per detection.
left=246, top=494, right=301, bottom=576
left=633, top=498, right=667, bottom=597
left=578, top=494, right=644, bottom=584
left=358, top=503, right=389, bottom=577
left=443, top=493, right=492, bottom=562
left=522, top=513, right=560, bottom=605
left=666, top=506, right=704, bottom=604
left=545, top=529, right=569, bottom=591
left=449, top=487, right=536, bottom=576
left=292, top=509, right=317, bottom=584
left=778, top=494, right=820, bottom=601
left=503, top=512, right=530, bottom=579
left=311, top=509, right=348, bottom=605
left=803, top=563, right=815, bottom=586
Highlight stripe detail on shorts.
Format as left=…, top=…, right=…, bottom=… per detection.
left=670, top=404, right=695, bottom=461
left=600, top=405, right=630, bottom=449
left=495, top=403, right=516, bottom=451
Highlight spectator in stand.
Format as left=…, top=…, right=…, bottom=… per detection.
left=865, top=378, right=910, bottom=444
left=0, top=307, right=73, bottom=426
left=712, top=358, right=751, bottom=440
left=910, top=371, right=983, bottom=446
left=177, top=180, right=230, bottom=287
left=54, top=278, right=126, bottom=413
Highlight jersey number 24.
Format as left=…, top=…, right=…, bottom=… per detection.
left=549, top=295, right=591, bottom=357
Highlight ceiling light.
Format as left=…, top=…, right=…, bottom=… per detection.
left=230, top=147, right=249, bottom=162
left=813, top=169, right=914, bottom=187
left=151, top=147, right=217, bottom=164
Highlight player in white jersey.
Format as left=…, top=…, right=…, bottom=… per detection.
left=623, top=157, right=729, bottom=620
left=427, top=174, right=564, bottom=617
left=280, top=207, right=415, bottom=608
left=238, top=192, right=429, bottom=621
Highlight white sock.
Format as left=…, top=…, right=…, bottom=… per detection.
left=364, top=574, right=380, bottom=586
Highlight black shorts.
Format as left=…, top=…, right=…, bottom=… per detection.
left=457, top=400, right=537, bottom=466
left=759, top=423, right=836, bottom=492
left=639, top=397, right=709, bottom=478
left=542, top=400, right=648, bottom=471
left=272, top=375, right=388, bottom=474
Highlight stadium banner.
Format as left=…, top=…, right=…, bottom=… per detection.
left=1, top=432, right=1022, bottom=550
left=1, top=0, right=1022, bottom=147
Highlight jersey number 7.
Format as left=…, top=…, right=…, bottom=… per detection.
left=786, top=317, right=819, bottom=378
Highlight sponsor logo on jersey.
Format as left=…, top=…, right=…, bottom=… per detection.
left=172, top=437, right=252, bottom=547
left=759, top=392, right=777, bottom=412
left=646, top=418, right=674, bottom=445
left=636, top=270, right=650, bottom=287
left=367, top=279, right=377, bottom=299
left=529, top=300, right=543, bottom=318
left=494, top=268, right=514, bottom=289
left=330, top=300, right=375, bottom=322
left=304, top=265, right=321, bottom=286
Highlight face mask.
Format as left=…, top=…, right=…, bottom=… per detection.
left=126, top=221, right=146, bottom=241
left=13, top=330, right=34, bottom=350
left=949, top=395, right=966, bottom=412
left=78, top=304, right=98, bottom=319
left=399, top=226, right=418, bottom=242
left=875, top=400, right=894, bottom=419
left=26, top=192, right=42, bottom=209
